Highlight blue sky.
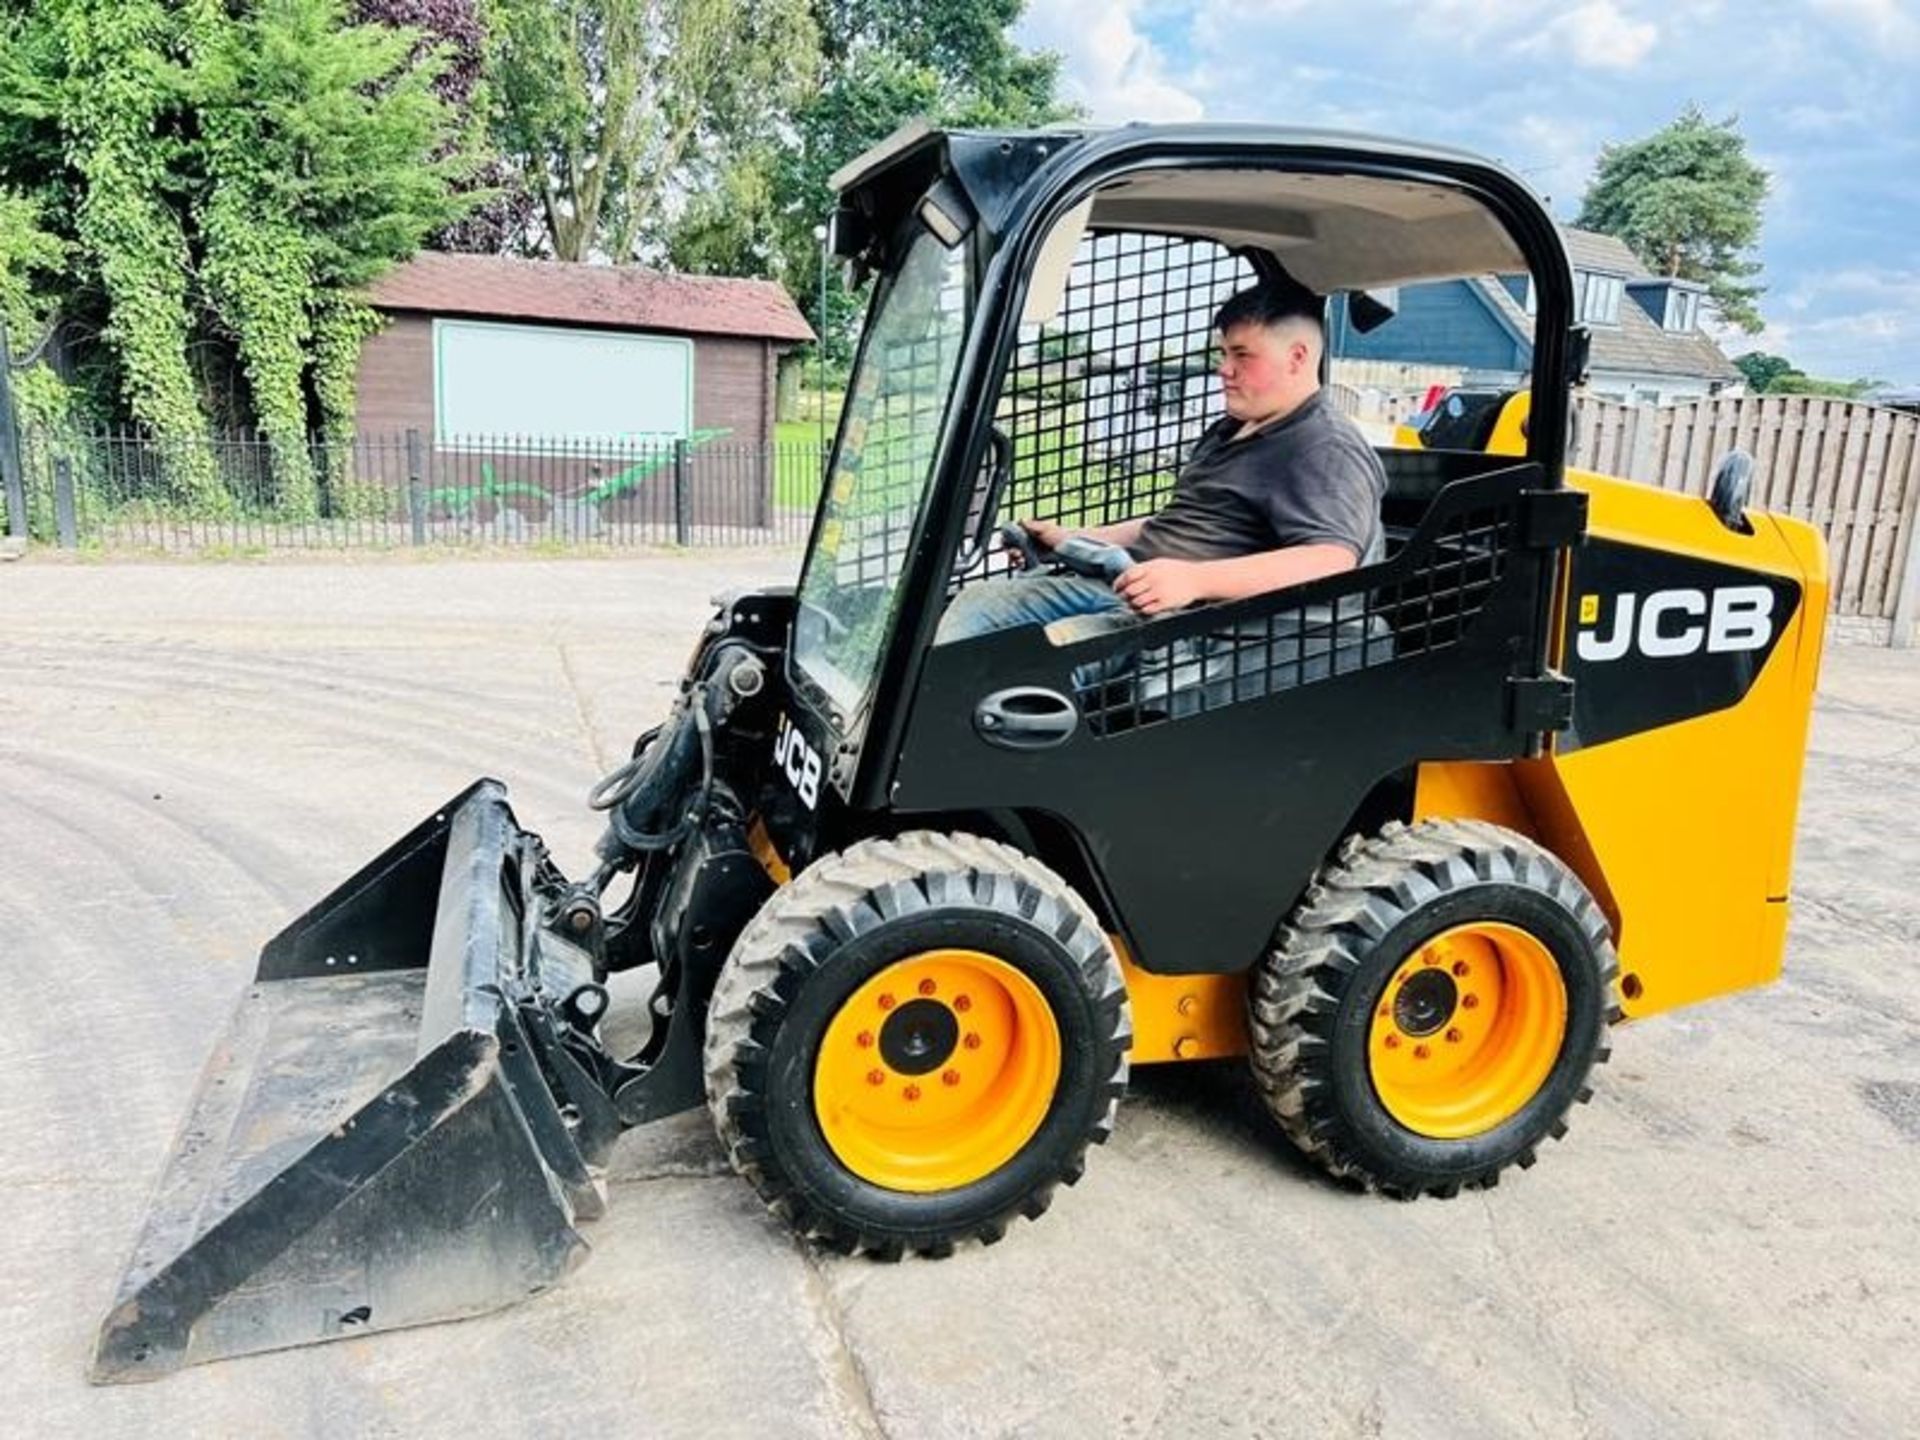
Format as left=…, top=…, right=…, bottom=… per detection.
left=1014, top=0, right=1920, bottom=387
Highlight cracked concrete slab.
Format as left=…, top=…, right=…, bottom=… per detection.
left=2, top=554, right=1916, bottom=1438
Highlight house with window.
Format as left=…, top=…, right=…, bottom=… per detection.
left=1330, top=227, right=1741, bottom=406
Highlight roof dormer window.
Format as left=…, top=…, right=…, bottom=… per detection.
left=1627, top=279, right=1704, bottom=332
left=1575, top=270, right=1623, bottom=326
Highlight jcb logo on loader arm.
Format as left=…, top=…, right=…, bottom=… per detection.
left=774, top=712, right=823, bottom=809
left=1575, top=586, right=1774, bottom=663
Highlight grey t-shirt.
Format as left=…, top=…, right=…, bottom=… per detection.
left=1130, top=390, right=1386, bottom=565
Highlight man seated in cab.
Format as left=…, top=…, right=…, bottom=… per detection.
left=939, top=278, right=1387, bottom=643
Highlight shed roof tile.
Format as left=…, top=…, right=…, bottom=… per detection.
left=362, top=252, right=816, bottom=343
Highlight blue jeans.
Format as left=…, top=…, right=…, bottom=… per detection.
left=936, top=574, right=1141, bottom=644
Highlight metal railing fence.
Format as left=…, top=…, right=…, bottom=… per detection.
left=1, top=426, right=828, bottom=553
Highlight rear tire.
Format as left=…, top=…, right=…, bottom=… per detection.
left=1249, top=819, right=1619, bottom=1197
left=703, top=832, right=1130, bottom=1257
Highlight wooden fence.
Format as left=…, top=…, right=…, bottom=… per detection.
left=1569, top=393, right=1920, bottom=641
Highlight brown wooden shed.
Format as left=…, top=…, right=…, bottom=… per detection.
left=357, top=252, right=814, bottom=445
left=352, top=254, right=814, bottom=533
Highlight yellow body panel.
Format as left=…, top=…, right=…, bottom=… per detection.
left=1418, top=472, right=1828, bottom=1020
left=1485, top=391, right=1530, bottom=455
left=1115, top=942, right=1250, bottom=1063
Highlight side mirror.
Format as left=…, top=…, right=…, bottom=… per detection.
left=1347, top=290, right=1399, bottom=334
left=1566, top=325, right=1593, bottom=388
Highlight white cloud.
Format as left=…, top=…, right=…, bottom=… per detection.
left=1191, top=0, right=1312, bottom=51
left=1017, top=0, right=1206, bottom=123
left=1758, top=266, right=1920, bottom=379
left=1195, top=0, right=1660, bottom=75
left=1010, top=0, right=1917, bottom=383
left=1508, top=114, right=1604, bottom=212
left=1782, top=102, right=1865, bottom=133
left=1812, top=0, right=1920, bottom=53
left=1409, top=0, right=1557, bottom=35
left=1515, top=1, right=1659, bottom=71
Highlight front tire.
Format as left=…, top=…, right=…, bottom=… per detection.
left=703, top=832, right=1130, bottom=1257
left=1249, top=819, right=1619, bottom=1197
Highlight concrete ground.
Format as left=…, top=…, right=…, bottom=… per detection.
left=2, top=553, right=1916, bottom=1439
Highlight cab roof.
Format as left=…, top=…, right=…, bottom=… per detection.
left=831, top=122, right=1555, bottom=295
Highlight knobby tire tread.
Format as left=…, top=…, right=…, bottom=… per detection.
left=704, top=831, right=1131, bottom=1256
left=1248, top=818, right=1621, bottom=1198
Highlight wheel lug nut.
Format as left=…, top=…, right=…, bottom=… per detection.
left=1423, top=953, right=1439, bottom=967
left=877, top=993, right=896, bottom=1011
left=918, top=978, right=937, bottom=996
left=963, top=1033, right=982, bottom=1050
left=866, top=1069, right=885, bottom=1086
left=954, top=995, right=972, bottom=1013
left=1462, top=994, right=1480, bottom=1010
left=1414, top=1044, right=1431, bottom=1060
left=856, top=1031, right=874, bottom=1048
left=1378, top=1005, right=1391, bottom=1019
left=903, top=1084, right=921, bottom=1101
left=1452, top=961, right=1471, bottom=978
left=1383, top=1034, right=1401, bottom=1049
left=1446, top=1028, right=1463, bottom=1043
left=942, top=1069, right=961, bottom=1087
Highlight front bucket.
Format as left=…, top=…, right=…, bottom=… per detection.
left=92, top=780, right=604, bottom=1383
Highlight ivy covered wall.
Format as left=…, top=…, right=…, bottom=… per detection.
left=0, top=0, right=478, bottom=509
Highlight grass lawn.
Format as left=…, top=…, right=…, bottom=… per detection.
left=773, top=420, right=829, bottom=512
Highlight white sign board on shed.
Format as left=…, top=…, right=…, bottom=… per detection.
left=433, top=319, right=693, bottom=445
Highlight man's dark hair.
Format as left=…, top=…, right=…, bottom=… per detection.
left=1214, top=279, right=1325, bottom=335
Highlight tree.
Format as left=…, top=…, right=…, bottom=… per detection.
left=192, top=0, right=480, bottom=508
left=669, top=1, right=1073, bottom=367
left=489, top=0, right=818, bottom=263
left=352, top=0, right=539, bottom=253
left=1733, top=352, right=1794, bottom=393
left=3, top=0, right=221, bottom=497
left=1577, top=106, right=1769, bottom=333
left=0, top=191, right=63, bottom=348
left=1766, top=370, right=1881, bottom=399
left=0, top=0, right=476, bottom=497
left=0, top=188, right=72, bottom=427
left=1732, top=350, right=1878, bottom=398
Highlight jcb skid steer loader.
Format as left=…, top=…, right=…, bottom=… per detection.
left=93, top=123, right=1828, bottom=1382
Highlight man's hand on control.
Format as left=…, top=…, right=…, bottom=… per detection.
left=1114, top=557, right=1207, bottom=615
left=1019, top=517, right=1069, bottom=550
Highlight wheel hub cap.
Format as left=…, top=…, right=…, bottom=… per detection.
left=879, top=999, right=959, bottom=1075
left=1392, top=968, right=1457, bottom=1037
left=813, top=949, right=1062, bottom=1193
left=1367, top=923, right=1569, bottom=1140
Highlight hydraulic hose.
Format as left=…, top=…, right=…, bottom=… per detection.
left=590, top=645, right=764, bottom=870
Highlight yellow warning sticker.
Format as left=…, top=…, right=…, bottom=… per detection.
left=1579, top=593, right=1600, bottom=625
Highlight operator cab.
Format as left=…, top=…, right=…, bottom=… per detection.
left=791, top=125, right=1578, bottom=758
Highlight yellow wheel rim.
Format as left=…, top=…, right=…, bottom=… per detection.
left=1367, top=922, right=1567, bottom=1140
left=813, top=949, right=1062, bottom=1193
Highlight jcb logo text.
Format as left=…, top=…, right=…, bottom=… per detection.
left=773, top=712, right=823, bottom=809
left=1575, top=586, right=1774, bottom=663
